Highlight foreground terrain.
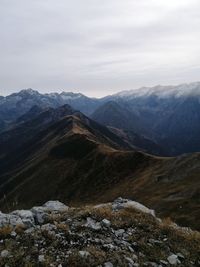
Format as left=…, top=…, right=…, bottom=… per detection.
left=0, top=199, right=200, bottom=267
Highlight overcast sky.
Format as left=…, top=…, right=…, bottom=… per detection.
left=0, top=0, right=200, bottom=97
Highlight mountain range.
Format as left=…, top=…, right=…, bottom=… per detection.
left=1, top=82, right=200, bottom=155
left=0, top=101, right=199, bottom=230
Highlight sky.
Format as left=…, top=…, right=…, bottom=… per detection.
left=0, top=0, right=200, bottom=97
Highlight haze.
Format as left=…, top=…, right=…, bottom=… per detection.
left=0, top=0, right=200, bottom=97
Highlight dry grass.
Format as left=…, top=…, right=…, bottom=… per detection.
left=0, top=225, right=13, bottom=238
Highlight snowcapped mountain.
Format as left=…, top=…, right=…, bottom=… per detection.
left=110, top=82, right=200, bottom=99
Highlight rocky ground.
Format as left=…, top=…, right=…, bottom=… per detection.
left=0, top=198, right=199, bottom=267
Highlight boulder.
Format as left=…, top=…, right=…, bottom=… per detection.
left=11, top=210, right=35, bottom=227
left=167, top=254, right=181, bottom=265
left=112, top=198, right=155, bottom=217
left=101, top=219, right=111, bottom=228
left=0, top=211, right=23, bottom=227
left=43, top=201, right=68, bottom=212
left=1, top=250, right=9, bottom=258
left=31, top=206, right=48, bottom=224
left=79, top=251, right=90, bottom=258
left=85, top=217, right=101, bottom=230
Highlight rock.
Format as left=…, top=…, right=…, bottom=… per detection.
left=11, top=210, right=35, bottom=227
left=38, top=255, right=45, bottom=262
left=85, top=217, right=101, bottom=230
left=177, top=252, right=185, bottom=259
left=94, top=203, right=111, bottom=209
left=79, top=250, right=90, bottom=258
left=10, top=231, right=17, bottom=237
left=125, top=256, right=135, bottom=265
left=0, top=212, right=23, bottom=227
left=43, top=201, right=68, bottom=212
left=115, top=229, right=125, bottom=237
left=104, top=262, right=113, bottom=267
left=160, top=260, right=168, bottom=265
left=101, top=219, right=111, bottom=227
left=112, top=198, right=155, bottom=217
left=103, top=244, right=115, bottom=250
left=149, top=238, right=162, bottom=245
left=167, top=254, right=181, bottom=265
left=41, top=223, right=56, bottom=232
left=1, top=250, right=9, bottom=258
left=31, top=206, right=47, bottom=224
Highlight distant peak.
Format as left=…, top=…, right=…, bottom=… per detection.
left=60, top=91, right=84, bottom=99
left=19, top=88, right=40, bottom=95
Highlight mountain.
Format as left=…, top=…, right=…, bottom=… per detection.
left=0, top=104, right=130, bottom=177
left=1, top=83, right=200, bottom=156
left=0, top=89, right=101, bottom=132
left=0, top=105, right=200, bottom=230
left=91, top=101, right=144, bottom=133
left=93, top=82, right=200, bottom=155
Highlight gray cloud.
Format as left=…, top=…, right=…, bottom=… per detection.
left=0, top=0, right=200, bottom=97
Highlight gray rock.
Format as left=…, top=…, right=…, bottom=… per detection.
left=31, top=206, right=48, bottom=224
left=85, top=217, right=101, bottom=230
left=112, top=198, right=155, bottom=217
left=0, top=212, right=24, bottom=227
left=43, top=201, right=68, bottom=212
left=101, top=219, right=111, bottom=227
left=41, top=223, right=56, bottom=232
left=38, top=255, right=45, bottom=262
left=1, top=250, right=9, bottom=258
left=103, top=244, right=115, bottom=250
left=104, top=262, right=113, bottom=267
left=167, top=254, right=181, bottom=265
left=177, top=253, right=185, bottom=259
left=125, top=256, right=135, bottom=265
left=160, top=260, right=168, bottom=265
left=10, top=231, right=17, bottom=237
left=115, top=228, right=125, bottom=237
left=11, top=210, right=35, bottom=227
left=79, top=250, right=90, bottom=258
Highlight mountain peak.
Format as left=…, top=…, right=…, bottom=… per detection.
left=18, top=88, right=40, bottom=96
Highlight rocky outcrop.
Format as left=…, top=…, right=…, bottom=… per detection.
left=0, top=199, right=199, bottom=267
left=0, top=201, right=68, bottom=228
